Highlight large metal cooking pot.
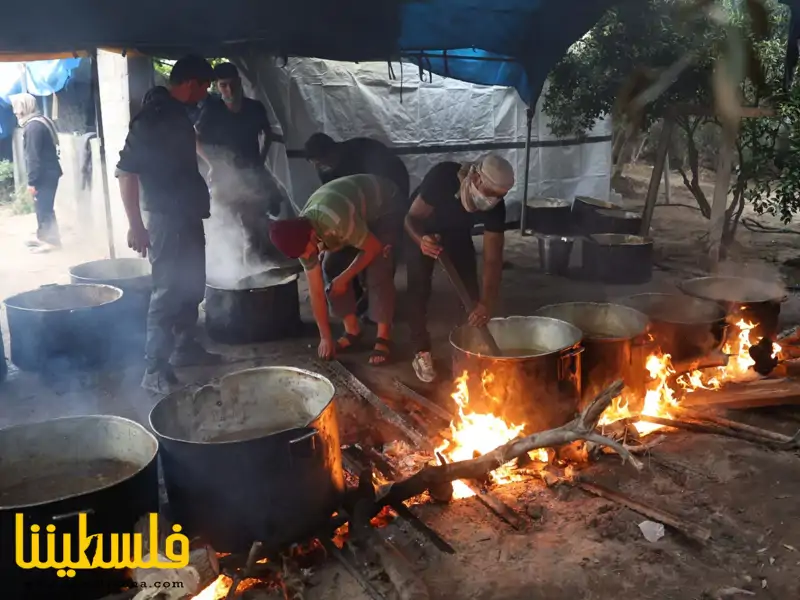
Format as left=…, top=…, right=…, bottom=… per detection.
left=582, top=234, right=654, bottom=285
left=525, top=198, right=572, bottom=234
left=150, top=366, right=344, bottom=553
left=205, top=268, right=302, bottom=344
left=450, top=316, right=584, bottom=433
left=0, top=416, right=159, bottom=600
left=594, top=209, right=643, bottom=235
left=4, top=284, right=123, bottom=373
left=534, top=302, right=650, bottom=405
left=572, top=196, right=622, bottom=235
left=69, top=258, right=152, bottom=355
left=615, top=293, right=728, bottom=362
left=679, top=276, right=787, bottom=340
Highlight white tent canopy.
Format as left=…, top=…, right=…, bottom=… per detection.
left=239, top=56, right=612, bottom=220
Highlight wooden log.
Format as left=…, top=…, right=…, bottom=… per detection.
left=373, top=381, right=641, bottom=509
left=576, top=480, right=712, bottom=544
left=392, top=378, right=454, bottom=424
left=680, top=378, right=800, bottom=410
left=636, top=414, right=788, bottom=448
left=671, top=350, right=729, bottom=376
left=320, top=538, right=384, bottom=600
left=367, top=533, right=431, bottom=600
left=676, top=407, right=800, bottom=447
left=281, top=555, right=305, bottom=600
left=461, top=480, right=527, bottom=530
left=328, top=361, right=433, bottom=451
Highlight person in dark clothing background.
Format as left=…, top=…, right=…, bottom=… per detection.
left=116, top=55, right=222, bottom=395
left=196, top=62, right=289, bottom=258
left=11, top=93, right=62, bottom=251
left=404, top=154, right=515, bottom=383
left=304, top=133, right=410, bottom=201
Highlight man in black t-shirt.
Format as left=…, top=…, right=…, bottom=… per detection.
left=404, top=154, right=515, bottom=383
left=304, top=133, right=410, bottom=202
left=196, top=62, right=286, bottom=257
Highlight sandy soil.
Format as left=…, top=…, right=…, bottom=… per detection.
left=1, top=164, right=800, bottom=599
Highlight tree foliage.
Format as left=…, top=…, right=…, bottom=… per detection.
left=543, top=0, right=799, bottom=248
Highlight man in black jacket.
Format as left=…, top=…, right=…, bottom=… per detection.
left=116, top=55, right=222, bottom=394
left=10, top=93, right=62, bottom=250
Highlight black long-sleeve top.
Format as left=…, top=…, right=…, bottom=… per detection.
left=23, top=120, right=62, bottom=187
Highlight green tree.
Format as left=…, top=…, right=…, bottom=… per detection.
left=543, top=0, right=796, bottom=251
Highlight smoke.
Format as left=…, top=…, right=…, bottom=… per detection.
left=204, top=150, right=295, bottom=289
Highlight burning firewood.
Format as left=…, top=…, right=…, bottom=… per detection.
left=371, top=380, right=640, bottom=509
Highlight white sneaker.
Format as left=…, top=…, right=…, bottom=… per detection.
left=412, top=351, right=436, bottom=383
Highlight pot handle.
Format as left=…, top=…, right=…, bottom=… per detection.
left=289, top=429, right=320, bottom=459
left=558, top=347, right=584, bottom=380
left=51, top=508, right=95, bottom=522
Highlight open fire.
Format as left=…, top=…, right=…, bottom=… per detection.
left=435, top=371, right=549, bottom=499
left=436, top=318, right=782, bottom=500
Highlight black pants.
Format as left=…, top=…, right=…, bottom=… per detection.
left=34, top=178, right=60, bottom=246
left=144, top=213, right=206, bottom=371
left=407, top=232, right=479, bottom=353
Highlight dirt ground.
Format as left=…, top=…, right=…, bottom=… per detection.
left=2, top=165, right=800, bottom=599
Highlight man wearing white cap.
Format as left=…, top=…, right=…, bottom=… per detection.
left=405, top=154, right=515, bottom=382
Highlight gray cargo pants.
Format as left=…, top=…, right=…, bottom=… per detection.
left=322, top=213, right=401, bottom=326
left=144, top=212, right=206, bottom=371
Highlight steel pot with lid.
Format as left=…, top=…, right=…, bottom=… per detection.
left=0, top=416, right=159, bottom=600
left=149, top=366, right=344, bottom=553
left=679, top=276, right=786, bottom=340
left=450, top=316, right=584, bottom=433
left=582, top=234, right=654, bottom=285
left=534, top=302, right=650, bottom=405
left=572, top=196, right=623, bottom=236
left=205, top=266, right=303, bottom=344
left=4, top=284, right=123, bottom=373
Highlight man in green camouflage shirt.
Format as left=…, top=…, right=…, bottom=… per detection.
left=269, top=174, right=403, bottom=365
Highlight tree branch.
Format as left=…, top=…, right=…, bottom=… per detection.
left=374, top=380, right=639, bottom=507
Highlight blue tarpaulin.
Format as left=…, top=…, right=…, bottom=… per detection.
left=0, top=58, right=83, bottom=138
left=0, top=0, right=616, bottom=104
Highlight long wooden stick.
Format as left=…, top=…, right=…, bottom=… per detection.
left=374, top=380, right=640, bottom=508
left=328, top=361, right=433, bottom=450
left=392, top=378, right=454, bottom=423
left=576, top=480, right=712, bottom=544
left=676, top=407, right=800, bottom=447
left=636, top=414, right=786, bottom=448
left=437, top=251, right=502, bottom=355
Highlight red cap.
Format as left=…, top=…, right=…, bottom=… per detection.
left=269, top=218, right=314, bottom=259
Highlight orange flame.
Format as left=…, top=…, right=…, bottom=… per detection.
left=601, top=320, right=779, bottom=435
left=436, top=371, right=547, bottom=499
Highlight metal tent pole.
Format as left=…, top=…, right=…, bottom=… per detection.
left=519, top=107, right=533, bottom=235
left=90, top=50, right=116, bottom=258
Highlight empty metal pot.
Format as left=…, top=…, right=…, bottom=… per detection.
left=537, top=235, right=574, bottom=275
left=534, top=302, right=650, bottom=405
left=582, top=234, right=654, bottom=285
left=526, top=198, right=572, bottom=234
left=594, top=209, right=643, bottom=235
left=572, top=196, right=622, bottom=236
left=450, top=316, right=584, bottom=433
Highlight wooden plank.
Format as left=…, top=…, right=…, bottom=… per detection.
left=577, top=481, right=711, bottom=544
left=681, top=378, right=800, bottom=410
left=392, top=378, right=454, bottom=424
left=328, top=361, right=433, bottom=451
